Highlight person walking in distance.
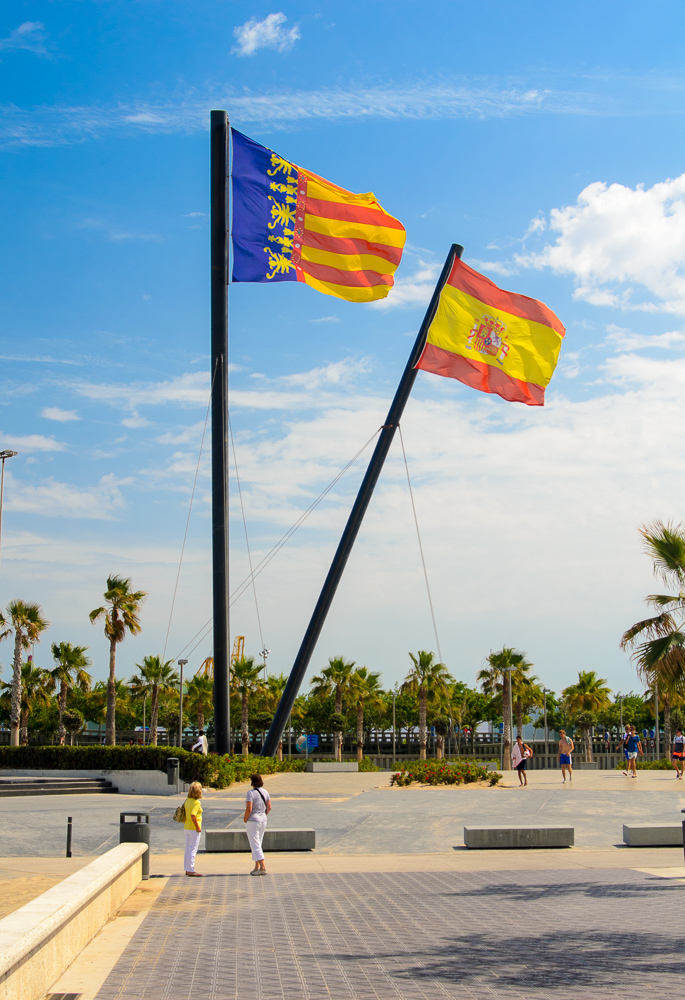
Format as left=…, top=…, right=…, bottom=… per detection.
left=244, top=774, right=271, bottom=875
left=558, top=729, right=574, bottom=783
left=620, top=724, right=631, bottom=775
left=183, top=781, right=203, bottom=877
left=625, top=726, right=642, bottom=778
left=673, top=729, right=685, bottom=779
left=192, top=730, right=208, bottom=755
left=511, top=735, right=533, bottom=786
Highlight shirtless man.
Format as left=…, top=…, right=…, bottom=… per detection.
left=558, top=729, right=574, bottom=783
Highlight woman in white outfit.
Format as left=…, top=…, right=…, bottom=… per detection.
left=244, top=774, right=271, bottom=875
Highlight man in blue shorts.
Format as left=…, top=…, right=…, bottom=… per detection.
left=625, top=726, right=642, bottom=778
left=558, top=729, right=574, bottom=783
left=620, top=724, right=631, bottom=774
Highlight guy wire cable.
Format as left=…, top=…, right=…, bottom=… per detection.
left=398, top=423, right=444, bottom=665
left=172, top=424, right=382, bottom=661
left=228, top=411, right=265, bottom=657
left=162, top=360, right=218, bottom=662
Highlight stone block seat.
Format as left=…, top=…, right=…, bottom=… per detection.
left=204, top=828, right=315, bottom=852
left=622, top=824, right=683, bottom=847
left=464, top=825, right=574, bottom=849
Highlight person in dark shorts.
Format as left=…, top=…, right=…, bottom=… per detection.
left=558, top=729, right=574, bottom=783
left=511, top=735, right=533, bottom=786
left=625, top=727, right=642, bottom=778
left=673, top=729, right=685, bottom=779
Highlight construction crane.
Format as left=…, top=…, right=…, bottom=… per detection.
left=193, top=636, right=244, bottom=680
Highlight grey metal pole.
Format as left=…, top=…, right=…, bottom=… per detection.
left=210, top=109, right=230, bottom=755
left=66, top=816, right=73, bottom=858
left=142, top=696, right=146, bottom=746
left=654, top=678, right=659, bottom=761
left=0, top=450, right=18, bottom=575
left=543, top=688, right=549, bottom=771
left=262, top=244, right=464, bottom=757
left=392, top=690, right=396, bottom=768
left=178, top=659, right=188, bottom=749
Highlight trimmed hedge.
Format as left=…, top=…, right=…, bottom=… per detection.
left=0, top=746, right=305, bottom=789
left=390, top=758, right=501, bottom=787
left=615, top=757, right=676, bottom=770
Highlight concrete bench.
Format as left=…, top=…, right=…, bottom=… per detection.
left=305, top=762, right=358, bottom=772
left=464, top=826, right=574, bottom=849
left=622, top=824, right=683, bottom=847
left=204, top=828, right=315, bottom=852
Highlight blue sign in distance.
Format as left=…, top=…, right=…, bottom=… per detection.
left=307, top=734, right=319, bottom=749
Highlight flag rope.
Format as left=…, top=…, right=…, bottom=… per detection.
left=398, top=424, right=444, bottom=666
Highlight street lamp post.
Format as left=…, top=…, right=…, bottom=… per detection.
left=392, top=687, right=397, bottom=768
left=0, top=450, right=18, bottom=574
left=543, top=688, right=550, bottom=771
left=501, top=666, right=515, bottom=770
left=177, top=659, right=188, bottom=749
left=261, top=647, right=270, bottom=681
left=654, top=678, right=659, bottom=762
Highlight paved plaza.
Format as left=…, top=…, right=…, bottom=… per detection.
left=91, top=866, right=685, bottom=1000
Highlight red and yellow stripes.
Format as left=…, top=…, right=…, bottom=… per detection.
left=416, top=258, right=565, bottom=406
left=291, top=167, right=406, bottom=302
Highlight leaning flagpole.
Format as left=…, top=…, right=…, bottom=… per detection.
left=210, top=110, right=230, bottom=754
left=261, top=242, right=463, bottom=756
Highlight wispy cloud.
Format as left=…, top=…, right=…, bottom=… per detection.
left=41, top=407, right=80, bottom=422
left=0, top=77, right=643, bottom=148
left=0, top=432, right=66, bottom=452
left=4, top=472, right=128, bottom=519
left=0, top=22, right=50, bottom=58
left=232, top=13, right=300, bottom=57
left=77, top=218, right=162, bottom=242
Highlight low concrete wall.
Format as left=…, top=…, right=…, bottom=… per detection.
left=464, top=826, right=574, bottom=849
left=0, top=768, right=188, bottom=796
left=305, top=762, right=358, bottom=773
left=205, top=828, right=316, bottom=852
left=623, top=824, right=683, bottom=846
left=0, top=842, right=146, bottom=1000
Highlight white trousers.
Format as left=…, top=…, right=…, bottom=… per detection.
left=246, top=818, right=267, bottom=861
left=184, top=829, right=201, bottom=872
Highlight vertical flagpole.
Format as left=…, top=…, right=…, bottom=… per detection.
left=210, top=110, right=230, bottom=754
left=262, top=243, right=463, bottom=757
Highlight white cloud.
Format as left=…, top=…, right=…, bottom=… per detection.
left=0, top=22, right=49, bottom=57
left=0, top=432, right=66, bottom=452
left=605, top=326, right=685, bottom=351
left=518, top=174, right=685, bottom=315
left=41, top=407, right=80, bottom=422
left=372, top=259, right=441, bottom=310
left=0, top=77, right=639, bottom=148
left=232, top=13, right=300, bottom=57
left=310, top=316, right=341, bottom=324
left=4, top=473, right=128, bottom=519
left=70, top=372, right=210, bottom=411
left=121, top=412, right=150, bottom=429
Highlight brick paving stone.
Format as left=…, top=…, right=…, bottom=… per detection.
left=95, top=868, right=685, bottom=1000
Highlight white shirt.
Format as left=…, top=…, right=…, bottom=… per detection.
left=192, top=735, right=208, bottom=755
left=245, top=787, right=270, bottom=820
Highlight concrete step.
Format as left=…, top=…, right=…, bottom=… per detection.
left=0, top=778, right=117, bottom=796
left=205, top=828, right=315, bottom=852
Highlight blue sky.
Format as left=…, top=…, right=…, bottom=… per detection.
left=3, top=1, right=685, bottom=698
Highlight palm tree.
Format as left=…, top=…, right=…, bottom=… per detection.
left=477, top=647, right=530, bottom=770
left=90, top=575, right=147, bottom=745
left=50, top=642, right=91, bottom=745
left=562, top=670, right=612, bottom=762
left=311, top=656, right=356, bottom=761
left=185, top=674, right=214, bottom=733
left=403, top=650, right=452, bottom=760
left=348, top=667, right=383, bottom=762
left=0, top=660, right=54, bottom=745
left=231, top=656, right=264, bottom=754
left=621, top=520, right=685, bottom=759
left=3, top=600, right=50, bottom=746
left=262, top=673, right=287, bottom=760
left=130, top=656, right=178, bottom=747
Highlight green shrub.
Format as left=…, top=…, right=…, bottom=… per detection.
left=358, top=756, right=379, bottom=772
left=389, top=757, right=500, bottom=787
left=0, top=746, right=305, bottom=789
left=615, top=757, right=675, bottom=770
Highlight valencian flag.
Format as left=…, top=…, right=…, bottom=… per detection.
left=417, top=257, right=565, bottom=406
left=231, top=129, right=406, bottom=302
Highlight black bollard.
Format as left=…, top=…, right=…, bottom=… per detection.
left=66, top=816, right=73, bottom=858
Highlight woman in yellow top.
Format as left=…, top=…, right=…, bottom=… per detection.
left=183, top=781, right=203, bottom=877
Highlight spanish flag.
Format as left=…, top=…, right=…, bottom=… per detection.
left=416, top=257, right=565, bottom=406
left=231, top=129, right=406, bottom=303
